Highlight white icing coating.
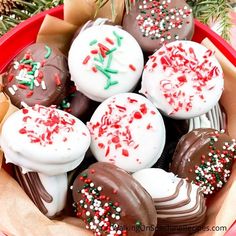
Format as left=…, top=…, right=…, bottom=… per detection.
left=132, top=168, right=181, bottom=198
left=69, top=25, right=144, bottom=102
left=39, top=173, right=67, bottom=217
left=0, top=105, right=91, bottom=175
left=188, top=103, right=226, bottom=132
left=87, top=93, right=166, bottom=172
left=133, top=168, right=205, bottom=219
left=141, top=40, right=224, bottom=119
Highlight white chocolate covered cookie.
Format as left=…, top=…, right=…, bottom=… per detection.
left=87, top=93, right=166, bottom=172
left=69, top=24, right=144, bottom=102
left=0, top=105, right=91, bottom=175
left=141, top=40, right=224, bottom=119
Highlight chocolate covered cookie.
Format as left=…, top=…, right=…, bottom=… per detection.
left=122, top=0, right=194, bottom=53
left=2, top=43, right=69, bottom=108
left=171, top=128, right=236, bottom=195
left=72, top=162, right=157, bottom=236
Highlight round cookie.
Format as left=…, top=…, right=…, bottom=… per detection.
left=87, top=93, right=166, bottom=172
left=141, top=41, right=224, bottom=119
left=171, top=128, right=236, bottom=195
left=2, top=43, right=69, bottom=108
left=133, top=168, right=206, bottom=234
left=0, top=104, right=91, bottom=175
left=68, top=24, right=144, bottom=102
left=72, top=162, right=157, bottom=236
left=122, top=0, right=194, bottom=53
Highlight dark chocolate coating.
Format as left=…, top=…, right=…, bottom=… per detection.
left=3, top=43, right=69, bottom=108
left=72, top=162, right=157, bottom=236
left=122, top=0, right=194, bottom=53
left=171, top=128, right=235, bottom=195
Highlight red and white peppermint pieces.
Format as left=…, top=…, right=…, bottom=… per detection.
left=1, top=105, right=91, bottom=175
left=87, top=93, right=166, bottom=172
left=141, top=41, right=224, bottom=119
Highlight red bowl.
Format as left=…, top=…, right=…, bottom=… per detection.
left=0, top=4, right=236, bottom=235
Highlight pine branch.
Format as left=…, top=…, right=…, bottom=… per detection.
left=0, top=0, right=63, bottom=37
left=187, top=0, right=232, bottom=42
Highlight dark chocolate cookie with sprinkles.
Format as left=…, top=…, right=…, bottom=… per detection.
left=2, top=43, right=70, bottom=108
left=72, top=162, right=157, bottom=236
left=122, top=0, right=194, bottom=53
left=171, top=128, right=236, bottom=196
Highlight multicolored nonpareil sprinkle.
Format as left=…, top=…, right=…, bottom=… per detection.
left=136, top=0, right=192, bottom=43
left=72, top=170, right=127, bottom=236
left=192, top=130, right=236, bottom=195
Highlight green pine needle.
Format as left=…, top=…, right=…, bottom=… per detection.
left=187, top=0, right=232, bottom=42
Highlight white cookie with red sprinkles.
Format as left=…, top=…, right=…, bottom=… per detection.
left=0, top=104, right=91, bottom=175
left=87, top=93, right=166, bottom=172
left=141, top=40, right=224, bottom=119
left=68, top=24, right=144, bottom=102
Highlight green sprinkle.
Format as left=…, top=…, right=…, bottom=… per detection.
left=104, top=68, right=118, bottom=74
left=105, top=47, right=117, bottom=55
left=89, top=39, right=98, bottom=46
left=94, top=54, right=104, bottom=64
left=24, top=59, right=33, bottom=64
left=110, top=80, right=118, bottom=86
left=106, top=54, right=113, bottom=68
left=104, top=80, right=118, bottom=90
left=82, top=173, right=88, bottom=178
left=113, top=31, right=123, bottom=47
left=27, top=71, right=34, bottom=75
left=135, top=220, right=142, bottom=228
left=44, top=45, right=52, bottom=59
left=30, top=81, right=34, bottom=90
left=19, top=80, right=31, bottom=85
left=95, top=65, right=111, bottom=79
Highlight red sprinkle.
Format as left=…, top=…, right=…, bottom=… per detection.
left=98, top=143, right=105, bottom=149
left=22, top=108, right=28, bottom=114
left=54, top=73, right=61, bottom=86
left=83, top=55, right=90, bottom=65
left=92, top=67, right=98, bottom=73
left=91, top=50, right=98, bottom=54
left=8, top=74, right=14, bottom=82
left=26, top=91, right=34, bottom=98
left=19, top=128, right=27, bottom=134
left=129, top=64, right=136, bottom=71
left=18, top=84, right=27, bottom=89
left=123, top=148, right=132, bottom=157
left=134, top=111, right=142, bottom=119
left=105, top=37, right=114, bottom=45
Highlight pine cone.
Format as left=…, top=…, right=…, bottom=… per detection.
left=0, top=0, right=18, bottom=15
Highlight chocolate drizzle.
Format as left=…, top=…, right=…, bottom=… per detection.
left=14, top=166, right=53, bottom=215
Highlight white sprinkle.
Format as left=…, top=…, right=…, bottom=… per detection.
left=97, top=186, right=102, bottom=191
left=21, top=101, right=29, bottom=108
left=86, top=211, right=90, bottom=216
left=34, top=70, right=39, bottom=77
left=34, top=79, right=40, bottom=87
left=12, top=84, right=18, bottom=91
left=41, top=81, right=46, bottom=90
left=116, top=207, right=121, bottom=212
left=14, top=61, right=19, bottom=70
left=8, top=87, right=15, bottom=95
